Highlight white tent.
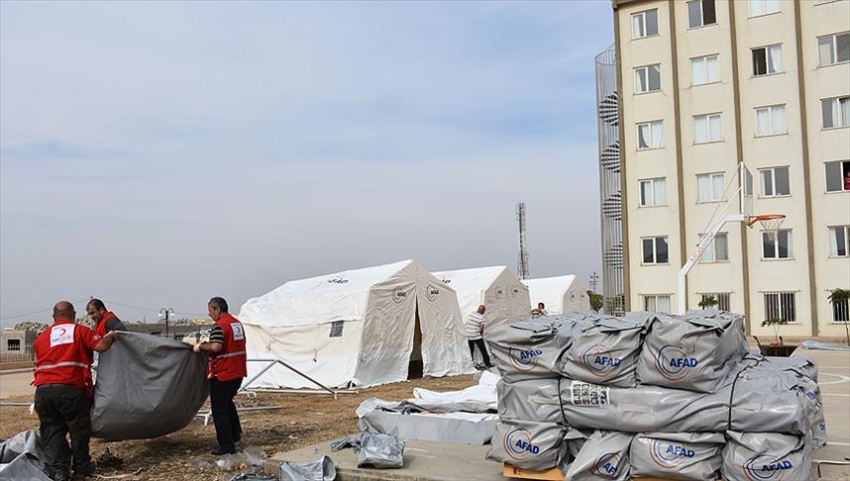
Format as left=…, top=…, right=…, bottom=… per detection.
left=238, top=260, right=472, bottom=389
left=523, top=275, right=591, bottom=315
left=432, top=266, right=531, bottom=329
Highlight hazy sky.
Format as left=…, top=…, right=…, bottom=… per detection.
left=0, top=1, right=613, bottom=324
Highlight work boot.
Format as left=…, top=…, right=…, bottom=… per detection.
left=210, top=447, right=236, bottom=455
left=74, top=462, right=96, bottom=477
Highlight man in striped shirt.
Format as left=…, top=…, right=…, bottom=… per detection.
left=465, top=304, right=492, bottom=369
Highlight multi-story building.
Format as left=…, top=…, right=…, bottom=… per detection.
left=609, top=0, right=850, bottom=337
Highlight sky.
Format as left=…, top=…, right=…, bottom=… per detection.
left=0, top=1, right=613, bottom=325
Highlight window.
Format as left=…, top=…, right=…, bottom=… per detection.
left=764, top=292, right=796, bottom=322
left=699, top=233, right=729, bottom=262
left=7, top=339, right=21, bottom=351
left=688, top=0, right=717, bottom=28
left=697, top=172, right=725, bottom=202
left=150, top=331, right=162, bottom=337
left=755, top=104, right=787, bottom=136
left=639, top=177, right=667, bottom=206
left=694, top=113, right=722, bottom=143
left=643, top=294, right=671, bottom=313
left=637, top=120, right=663, bottom=149
left=818, top=32, right=850, bottom=66
left=821, top=96, right=849, bottom=128
left=752, top=45, right=782, bottom=76
left=635, top=64, right=661, bottom=93
left=759, top=166, right=791, bottom=197
left=642, top=236, right=669, bottom=264
left=700, top=293, right=731, bottom=311
left=749, top=0, right=780, bottom=16
left=829, top=226, right=850, bottom=257
left=330, top=321, right=344, bottom=338
left=762, top=229, right=792, bottom=259
left=825, top=160, right=850, bottom=192
left=833, top=294, right=849, bottom=322
left=691, top=55, right=719, bottom=85
left=632, top=10, right=659, bottom=39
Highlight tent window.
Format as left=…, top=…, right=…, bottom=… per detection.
left=329, top=321, right=344, bottom=338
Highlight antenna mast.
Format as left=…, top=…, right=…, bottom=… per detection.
left=517, top=202, right=530, bottom=280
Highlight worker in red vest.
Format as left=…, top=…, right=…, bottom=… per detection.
left=33, top=301, right=118, bottom=481
left=194, top=297, right=247, bottom=455
left=85, top=299, right=126, bottom=336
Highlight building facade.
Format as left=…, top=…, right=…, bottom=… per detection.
left=611, top=0, right=850, bottom=336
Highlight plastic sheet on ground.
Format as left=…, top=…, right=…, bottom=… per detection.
left=637, top=310, right=747, bottom=393
left=564, top=430, right=632, bottom=481
left=279, top=455, right=336, bottom=481
left=357, top=430, right=404, bottom=468
left=91, top=331, right=209, bottom=440
left=0, top=453, right=52, bottom=481
left=800, top=339, right=850, bottom=351
left=0, top=430, right=51, bottom=480
left=722, top=431, right=812, bottom=481
left=630, top=432, right=724, bottom=480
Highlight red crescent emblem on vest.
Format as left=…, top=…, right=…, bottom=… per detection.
left=56, top=327, right=67, bottom=336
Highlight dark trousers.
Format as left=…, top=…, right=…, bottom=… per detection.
left=34, top=384, right=92, bottom=479
left=468, top=339, right=492, bottom=366
left=210, top=377, right=243, bottom=451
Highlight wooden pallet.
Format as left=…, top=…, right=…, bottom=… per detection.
left=503, top=464, right=680, bottom=481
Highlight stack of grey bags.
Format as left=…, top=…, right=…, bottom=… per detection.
left=484, top=309, right=824, bottom=481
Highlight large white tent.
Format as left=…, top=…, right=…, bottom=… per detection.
left=238, top=260, right=472, bottom=389
left=523, top=275, right=591, bottom=315
left=432, top=266, right=531, bottom=328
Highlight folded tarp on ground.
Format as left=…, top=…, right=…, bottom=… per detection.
left=0, top=430, right=51, bottom=481
left=91, top=331, right=209, bottom=440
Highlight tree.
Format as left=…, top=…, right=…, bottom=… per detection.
left=587, top=290, right=604, bottom=312
left=698, top=295, right=718, bottom=310
left=761, top=318, right=788, bottom=346
left=828, top=288, right=850, bottom=346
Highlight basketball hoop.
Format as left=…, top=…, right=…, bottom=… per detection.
left=748, top=214, right=786, bottom=241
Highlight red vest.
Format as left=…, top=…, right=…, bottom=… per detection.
left=95, top=311, right=118, bottom=337
left=33, top=320, right=100, bottom=389
left=208, top=313, right=247, bottom=382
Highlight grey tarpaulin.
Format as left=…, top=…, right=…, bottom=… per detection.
left=497, top=378, right=561, bottom=424
left=0, top=454, right=52, bottom=481
left=564, top=430, right=632, bottom=481
left=637, top=310, right=747, bottom=393
left=721, top=431, right=812, bottom=481
left=561, top=316, right=645, bottom=388
left=91, top=331, right=209, bottom=440
left=486, top=420, right=567, bottom=471
left=485, top=320, right=563, bottom=381
left=358, top=430, right=404, bottom=468
left=630, top=432, right=724, bottom=480
left=279, top=455, right=336, bottom=481
left=0, top=430, right=51, bottom=479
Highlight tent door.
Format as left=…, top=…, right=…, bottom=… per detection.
left=408, top=300, right=423, bottom=379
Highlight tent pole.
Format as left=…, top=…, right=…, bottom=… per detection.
left=240, top=358, right=339, bottom=400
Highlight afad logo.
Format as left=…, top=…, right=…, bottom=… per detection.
left=743, top=454, right=794, bottom=481
left=581, top=344, right=621, bottom=377
left=392, top=287, right=408, bottom=304
left=326, top=276, right=349, bottom=285
left=504, top=428, right=539, bottom=461
left=508, top=347, right=543, bottom=371
left=591, top=453, right=621, bottom=477
left=494, top=286, right=505, bottom=299
left=649, top=440, right=694, bottom=469
left=655, top=345, right=699, bottom=381
left=426, top=284, right=440, bottom=301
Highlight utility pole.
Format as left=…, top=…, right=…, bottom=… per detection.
left=159, top=307, right=174, bottom=338
left=589, top=271, right=600, bottom=293
left=516, top=202, right=530, bottom=280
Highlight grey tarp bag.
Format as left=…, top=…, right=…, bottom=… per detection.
left=561, top=316, right=645, bottom=388
left=279, top=456, right=337, bottom=481
left=497, top=378, right=562, bottom=424
left=740, top=351, right=818, bottom=381
left=728, top=373, right=811, bottom=436
left=629, top=432, right=723, bottom=480
left=486, top=420, right=567, bottom=471
left=357, top=430, right=404, bottom=468
left=91, top=331, right=209, bottom=440
left=559, top=380, right=728, bottom=433
left=721, top=431, right=812, bottom=481
left=564, top=430, right=632, bottom=481
left=636, top=311, right=747, bottom=393
left=485, top=320, right=563, bottom=381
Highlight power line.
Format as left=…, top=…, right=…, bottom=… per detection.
left=1, top=298, right=207, bottom=321
left=0, top=298, right=92, bottom=321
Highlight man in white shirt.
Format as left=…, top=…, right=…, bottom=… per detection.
left=465, top=305, right=492, bottom=369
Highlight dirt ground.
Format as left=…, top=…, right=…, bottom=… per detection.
left=0, top=374, right=478, bottom=481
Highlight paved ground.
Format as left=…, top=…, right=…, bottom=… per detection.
left=0, top=369, right=35, bottom=399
